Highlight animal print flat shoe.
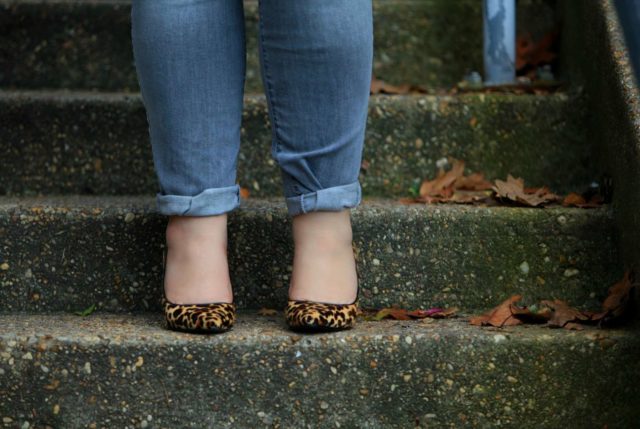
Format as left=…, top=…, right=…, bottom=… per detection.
left=284, top=265, right=360, bottom=332
left=161, top=248, right=236, bottom=334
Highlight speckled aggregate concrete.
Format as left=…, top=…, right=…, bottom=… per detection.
left=0, top=313, right=639, bottom=428
left=561, top=0, right=640, bottom=314
left=0, top=196, right=621, bottom=313
left=0, top=0, right=557, bottom=92
left=0, top=91, right=592, bottom=197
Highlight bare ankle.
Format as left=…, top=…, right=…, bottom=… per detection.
left=292, top=210, right=353, bottom=247
left=166, top=213, right=229, bottom=248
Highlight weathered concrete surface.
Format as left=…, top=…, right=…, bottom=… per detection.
left=0, top=313, right=638, bottom=428
left=0, top=196, right=621, bottom=313
left=560, top=0, right=640, bottom=312
left=0, top=90, right=592, bottom=197
left=0, top=0, right=558, bottom=92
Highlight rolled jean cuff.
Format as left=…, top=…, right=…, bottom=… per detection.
left=156, top=184, right=240, bottom=216
left=285, top=180, right=362, bottom=217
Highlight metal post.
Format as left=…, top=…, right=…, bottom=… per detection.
left=483, top=0, right=516, bottom=85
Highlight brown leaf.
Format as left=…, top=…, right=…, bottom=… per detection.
left=406, top=307, right=458, bottom=319
left=374, top=306, right=457, bottom=320
left=598, top=270, right=636, bottom=325
left=493, top=175, right=561, bottom=207
left=563, top=192, right=586, bottom=206
left=370, top=76, right=411, bottom=95
left=240, top=187, right=250, bottom=199
left=469, top=295, right=524, bottom=327
left=563, top=322, right=585, bottom=331
left=516, top=31, right=559, bottom=71
left=419, top=159, right=466, bottom=199
left=562, top=192, right=604, bottom=208
left=455, top=172, right=494, bottom=191
left=448, top=190, right=493, bottom=204
left=510, top=305, right=552, bottom=324
left=257, top=308, right=277, bottom=316
left=428, top=307, right=458, bottom=319
left=374, top=307, right=412, bottom=320
left=540, top=299, right=589, bottom=328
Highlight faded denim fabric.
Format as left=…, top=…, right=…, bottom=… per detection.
left=131, top=0, right=373, bottom=217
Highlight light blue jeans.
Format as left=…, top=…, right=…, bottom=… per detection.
left=130, top=0, right=373, bottom=217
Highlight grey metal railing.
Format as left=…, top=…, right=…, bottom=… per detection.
left=483, top=0, right=516, bottom=85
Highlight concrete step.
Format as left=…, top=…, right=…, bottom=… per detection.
left=0, top=0, right=557, bottom=92
left=0, top=195, right=620, bottom=314
left=0, top=90, right=592, bottom=197
left=0, top=313, right=638, bottom=428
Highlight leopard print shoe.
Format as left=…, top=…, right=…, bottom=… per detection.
left=161, top=248, right=236, bottom=334
left=163, top=298, right=236, bottom=333
left=285, top=265, right=360, bottom=332
left=284, top=299, right=358, bottom=332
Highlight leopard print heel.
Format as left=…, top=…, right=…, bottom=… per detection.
left=284, top=300, right=359, bottom=332
left=284, top=264, right=360, bottom=332
left=163, top=298, right=236, bottom=333
left=161, top=248, right=236, bottom=334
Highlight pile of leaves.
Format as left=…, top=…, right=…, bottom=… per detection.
left=470, top=270, right=637, bottom=330
left=399, top=158, right=606, bottom=208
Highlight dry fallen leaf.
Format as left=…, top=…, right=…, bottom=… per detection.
left=374, top=307, right=412, bottom=320
left=257, top=308, right=278, bottom=316
left=469, top=295, right=524, bottom=327
left=415, top=158, right=494, bottom=204
left=562, top=192, right=604, bottom=208
left=469, top=271, right=636, bottom=330
left=540, top=299, right=590, bottom=328
left=406, top=307, right=458, bottom=319
left=516, top=30, right=559, bottom=72
left=493, top=175, right=561, bottom=207
left=373, top=306, right=457, bottom=321
left=419, top=158, right=465, bottom=199
left=370, top=76, right=417, bottom=95
left=509, top=305, right=552, bottom=324
left=593, top=270, right=636, bottom=326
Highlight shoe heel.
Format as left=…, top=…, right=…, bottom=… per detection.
left=161, top=247, right=236, bottom=333
left=284, top=260, right=360, bottom=332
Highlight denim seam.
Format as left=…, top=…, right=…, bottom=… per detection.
left=257, top=1, right=283, bottom=164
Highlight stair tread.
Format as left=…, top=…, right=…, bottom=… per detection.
left=0, top=193, right=612, bottom=213
left=0, top=194, right=619, bottom=313
left=0, top=87, right=564, bottom=99
left=2, top=312, right=638, bottom=427
left=1, top=87, right=590, bottom=198
left=2, top=311, right=638, bottom=344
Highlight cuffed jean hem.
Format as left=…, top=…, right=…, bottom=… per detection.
left=156, top=184, right=241, bottom=216
left=285, top=180, right=362, bottom=217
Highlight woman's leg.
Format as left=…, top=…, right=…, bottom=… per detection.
left=131, top=0, right=246, bottom=304
left=257, top=0, right=374, bottom=303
